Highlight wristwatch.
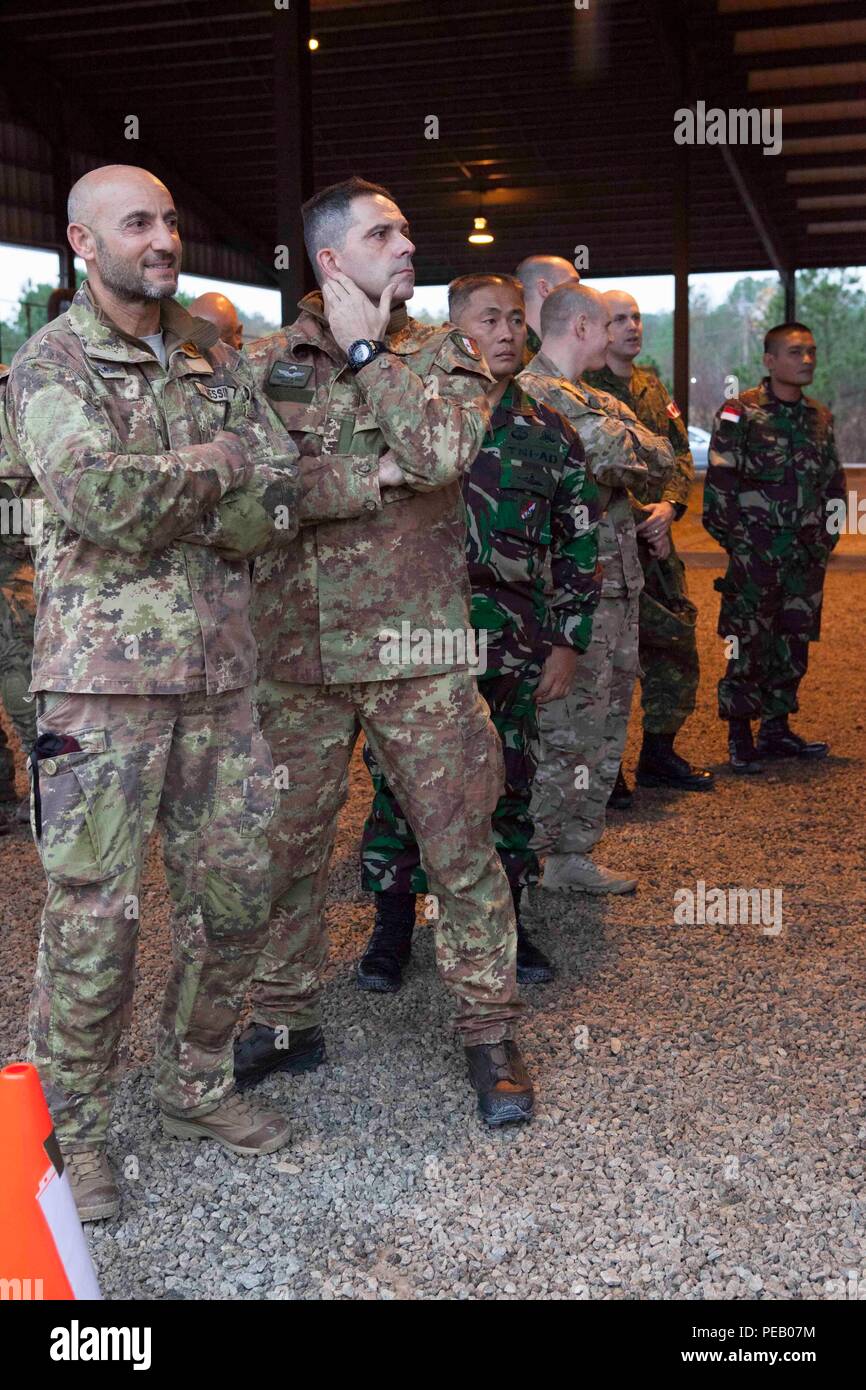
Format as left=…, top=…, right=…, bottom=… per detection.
left=346, top=339, right=389, bottom=372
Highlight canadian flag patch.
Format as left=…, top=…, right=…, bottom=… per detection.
left=666, top=399, right=682, bottom=420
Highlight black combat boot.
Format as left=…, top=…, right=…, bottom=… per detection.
left=465, top=1039, right=534, bottom=1126
left=756, top=715, right=828, bottom=761
left=727, top=718, right=764, bottom=774
left=233, top=1022, right=327, bottom=1091
left=607, top=763, right=633, bottom=810
left=356, top=892, right=416, bottom=993
left=636, top=732, right=715, bottom=791
left=513, top=884, right=555, bottom=984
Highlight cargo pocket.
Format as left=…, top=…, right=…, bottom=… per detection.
left=239, top=729, right=277, bottom=836
left=461, top=706, right=505, bottom=825
left=33, top=733, right=134, bottom=886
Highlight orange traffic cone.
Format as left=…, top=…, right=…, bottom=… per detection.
left=0, top=1062, right=101, bottom=1300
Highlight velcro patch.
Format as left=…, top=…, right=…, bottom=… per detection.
left=268, top=361, right=313, bottom=389
left=453, top=332, right=481, bottom=360
left=666, top=399, right=682, bottom=420
left=719, top=407, right=742, bottom=423
left=194, top=381, right=235, bottom=403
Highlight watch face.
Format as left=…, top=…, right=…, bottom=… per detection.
left=350, top=340, right=373, bottom=366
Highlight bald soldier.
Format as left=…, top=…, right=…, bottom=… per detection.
left=517, top=283, right=675, bottom=893
left=189, top=291, right=244, bottom=351
left=585, top=290, right=713, bottom=800
left=515, top=254, right=580, bottom=359
left=0, top=165, right=300, bottom=1220
left=237, top=178, right=534, bottom=1126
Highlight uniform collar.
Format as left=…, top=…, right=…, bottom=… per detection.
left=295, top=290, right=412, bottom=356
left=67, top=281, right=218, bottom=368
left=759, top=376, right=815, bottom=411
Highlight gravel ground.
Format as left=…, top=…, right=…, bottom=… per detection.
left=2, top=524, right=865, bottom=1301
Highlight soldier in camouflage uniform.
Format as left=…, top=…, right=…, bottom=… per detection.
left=236, top=180, right=536, bottom=1126
left=359, top=273, right=600, bottom=986
left=585, top=291, right=714, bottom=797
left=515, top=254, right=580, bottom=363
left=703, top=322, right=845, bottom=772
left=0, top=364, right=37, bottom=829
left=0, top=165, right=299, bottom=1219
left=517, top=282, right=676, bottom=894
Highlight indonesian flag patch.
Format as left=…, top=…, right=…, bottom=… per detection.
left=666, top=399, right=682, bottom=420
left=720, top=403, right=743, bottom=424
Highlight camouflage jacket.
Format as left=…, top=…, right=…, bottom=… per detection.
left=518, top=352, right=674, bottom=597
left=463, top=381, right=600, bottom=657
left=0, top=365, right=30, bottom=564
left=244, top=292, right=493, bottom=684
left=583, top=362, right=693, bottom=511
left=703, top=379, right=846, bottom=560
left=0, top=282, right=298, bottom=696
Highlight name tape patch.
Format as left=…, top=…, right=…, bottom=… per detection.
left=194, top=382, right=235, bottom=403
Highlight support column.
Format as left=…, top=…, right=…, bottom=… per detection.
left=273, top=0, right=314, bottom=326
left=782, top=269, right=796, bottom=323
left=51, top=102, right=76, bottom=289
left=673, top=145, right=690, bottom=422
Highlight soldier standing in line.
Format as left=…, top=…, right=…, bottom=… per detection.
left=703, top=322, right=844, bottom=773
left=518, top=282, right=675, bottom=894
left=0, top=364, right=37, bottom=831
left=515, top=254, right=580, bottom=359
left=237, top=179, right=535, bottom=1126
left=358, top=272, right=600, bottom=985
left=1, top=164, right=299, bottom=1220
left=585, top=290, right=714, bottom=801
left=189, top=291, right=244, bottom=351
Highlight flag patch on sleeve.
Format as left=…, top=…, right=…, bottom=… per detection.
left=720, top=405, right=743, bottom=423
left=666, top=399, right=682, bottom=420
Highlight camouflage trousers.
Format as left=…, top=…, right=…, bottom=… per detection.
left=0, top=554, right=36, bottom=798
left=638, top=539, right=699, bottom=736
left=28, top=686, right=274, bottom=1145
left=715, top=545, right=827, bottom=720
left=360, top=655, right=544, bottom=895
left=250, top=671, right=521, bottom=1044
left=531, top=593, right=640, bottom=856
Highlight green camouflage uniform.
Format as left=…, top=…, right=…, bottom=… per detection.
left=245, top=296, right=529, bottom=1045
left=584, top=362, right=697, bottom=735
left=517, top=353, right=674, bottom=853
left=0, top=283, right=299, bottom=1145
left=360, top=379, right=600, bottom=894
left=0, top=365, right=37, bottom=801
left=703, top=379, right=845, bottom=720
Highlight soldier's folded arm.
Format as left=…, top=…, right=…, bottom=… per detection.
left=663, top=411, right=695, bottom=515
left=243, top=342, right=383, bottom=527
left=546, top=438, right=602, bottom=654
left=702, top=403, right=746, bottom=549
left=179, top=358, right=301, bottom=560
left=352, top=331, right=492, bottom=491
left=5, top=357, right=266, bottom=554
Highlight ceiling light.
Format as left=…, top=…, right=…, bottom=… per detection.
left=468, top=215, right=494, bottom=245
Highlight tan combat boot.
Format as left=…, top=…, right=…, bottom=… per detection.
left=541, top=852, right=637, bottom=895
left=161, top=1091, right=290, bottom=1156
left=65, top=1146, right=120, bottom=1222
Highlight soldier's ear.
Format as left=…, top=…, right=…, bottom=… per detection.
left=762, top=351, right=774, bottom=373
left=67, top=222, right=94, bottom=260
left=317, top=247, right=339, bottom=281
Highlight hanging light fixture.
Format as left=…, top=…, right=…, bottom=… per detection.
left=468, top=215, right=494, bottom=246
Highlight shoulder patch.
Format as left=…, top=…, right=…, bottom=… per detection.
left=451, top=331, right=481, bottom=360
left=665, top=399, right=682, bottom=420
left=719, top=402, right=744, bottom=424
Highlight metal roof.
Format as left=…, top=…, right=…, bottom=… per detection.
left=0, top=0, right=864, bottom=289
